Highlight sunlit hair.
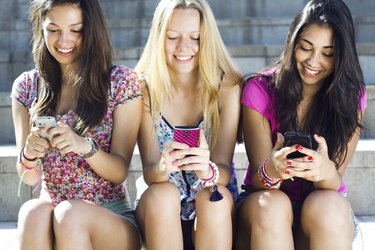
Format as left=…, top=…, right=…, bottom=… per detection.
left=267, top=0, right=365, bottom=167
left=29, top=0, right=112, bottom=135
left=135, top=0, right=241, bottom=147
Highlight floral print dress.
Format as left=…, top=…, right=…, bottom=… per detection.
left=11, top=65, right=142, bottom=206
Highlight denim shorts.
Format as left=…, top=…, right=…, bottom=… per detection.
left=103, top=198, right=140, bottom=233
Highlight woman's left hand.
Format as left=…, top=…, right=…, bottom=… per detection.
left=284, top=134, right=337, bottom=182
left=48, top=122, right=92, bottom=155
left=170, top=129, right=212, bottom=178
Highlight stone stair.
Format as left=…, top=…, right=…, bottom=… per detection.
left=0, top=0, right=374, bottom=221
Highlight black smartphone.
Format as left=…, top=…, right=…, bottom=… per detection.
left=283, top=132, right=312, bottom=159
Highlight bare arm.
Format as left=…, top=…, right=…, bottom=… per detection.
left=209, top=81, right=241, bottom=185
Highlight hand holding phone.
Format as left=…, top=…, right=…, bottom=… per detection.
left=283, top=131, right=312, bottom=159
left=173, top=126, right=200, bottom=147
left=34, top=116, right=58, bottom=141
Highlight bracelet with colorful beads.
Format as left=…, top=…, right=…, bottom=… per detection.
left=257, top=159, right=283, bottom=189
left=201, top=161, right=219, bottom=187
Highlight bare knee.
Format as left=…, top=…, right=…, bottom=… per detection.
left=302, top=190, right=353, bottom=231
left=53, top=200, right=87, bottom=237
left=18, top=199, right=54, bottom=247
left=18, top=199, right=54, bottom=231
left=196, top=185, right=234, bottom=218
left=240, top=190, right=293, bottom=230
left=138, top=182, right=181, bottom=215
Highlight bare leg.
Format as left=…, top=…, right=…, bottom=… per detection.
left=193, top=185, right=234, bottom=250
left=53, top=199, right=140, bottom=250
left=17, top=199, right=54, bottom=250
left=235, top=190, right=294, bottom=250
left=136, top=182, right=183, bottom=250
left=301, top=190, right=354, bottom=250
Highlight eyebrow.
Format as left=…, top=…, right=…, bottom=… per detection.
left=301, top=38, right=333, bottom=49
left=48, top=22, right=83, bottom=27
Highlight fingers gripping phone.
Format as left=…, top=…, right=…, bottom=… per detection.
left=173, top=126, right=200, bottom=147
left=283, top=132, right=312, bottom=159
left=34, top=116, right=58, bottom=141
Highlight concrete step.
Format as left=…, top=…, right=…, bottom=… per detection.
left=1, top=141, right=375, bottom=221
left=2, top=0, right=375, bottom=21
left=1, top=13, right=374, bottom=52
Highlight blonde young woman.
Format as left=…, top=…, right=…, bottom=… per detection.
left=135, top=0, right=242, bottom=249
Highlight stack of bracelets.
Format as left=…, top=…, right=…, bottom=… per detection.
left=18, top=146, right=41, bottom=195
left=201, top=161, right=219, bottom=187
left=257, top=159, right=283, bottom=189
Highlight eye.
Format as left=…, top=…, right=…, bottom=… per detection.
left=323, top=52, right=334, bottom=58
left=299, top=44, right=311, bottom=52
left=167, top=36, right=178, bottom=40
left=191, top=36, right=200, bottom=41
left=47, top=29, right=58, bottom=33
left=71, top=29, right=82, bottom=33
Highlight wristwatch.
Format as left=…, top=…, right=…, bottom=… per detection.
left=80, top=137, right=99, bottom=158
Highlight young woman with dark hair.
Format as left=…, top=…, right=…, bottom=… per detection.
left=12, top=0, right=142, bottom=249
left=236, top=0, right=367, bottom=249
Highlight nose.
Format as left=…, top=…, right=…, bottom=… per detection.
left=58, top=30, right=72, bottom=46
left=306, top=52, right=321, bottom=67
left=177, top=37, right=189, bottom=51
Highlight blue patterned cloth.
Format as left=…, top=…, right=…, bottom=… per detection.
left=156, top=116, right=238, bottom=220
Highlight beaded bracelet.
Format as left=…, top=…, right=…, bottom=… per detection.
left=20, top=146, right=37, bottom=162
left=17, top=158, right=42, bottom=196
left=201, top=161, right=219, bottom=187
left=257, top=159, right=283, bottom=189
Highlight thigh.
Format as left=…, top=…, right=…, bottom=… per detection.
left=55, top=200, right=140, bottom=250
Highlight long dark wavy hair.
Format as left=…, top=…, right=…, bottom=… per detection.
left=267, top=0, right=365, bottom=168
left=29, top=0, right=112, bottom=135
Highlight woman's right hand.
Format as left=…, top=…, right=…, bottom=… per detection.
left=159, top=140, right=189, bottom=173
left=23, top=126, right=51, bottom=159
left=270, top=133, right=295, bottom=180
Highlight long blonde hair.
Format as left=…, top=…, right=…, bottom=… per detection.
left=136, top=0, right=241, bottom=147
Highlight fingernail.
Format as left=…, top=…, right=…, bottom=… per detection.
left=296, top=144, right=303, bottom=151
left=284, top=170, right=290, bottom=174
left=286, top=160, right=292, bottom=166
left=308, top=156, right=313, bottom=161
left=316, top=134, right=320, bottom=137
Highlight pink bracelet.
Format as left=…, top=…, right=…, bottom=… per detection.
left=201, top=161, right=219, bottom=187
left=17, top=158, right=42, bottom=196
left=201, top=162, right=215, bottom=181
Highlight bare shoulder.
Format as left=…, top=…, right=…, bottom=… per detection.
left=219, top=74, right=241, bottom=105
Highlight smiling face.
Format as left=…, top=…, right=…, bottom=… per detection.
left=295, top=24, right=335, bottom=88
left=164, top=8, right=200, bottom=77
left=43, top=3, right=83, bottom=72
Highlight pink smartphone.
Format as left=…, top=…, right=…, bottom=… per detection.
left=173, top=126, right=200, bottom=147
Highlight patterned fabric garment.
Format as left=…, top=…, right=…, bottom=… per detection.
left=156, top=116, right=238, bottom=220
left=11, top=65, right=142, bottom=206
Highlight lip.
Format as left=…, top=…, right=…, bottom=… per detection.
left=57, top=47, right=74, bottom=57
left=302, top=65, right=321, bottom=78
left=174, top=55, right=194, bottom=64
